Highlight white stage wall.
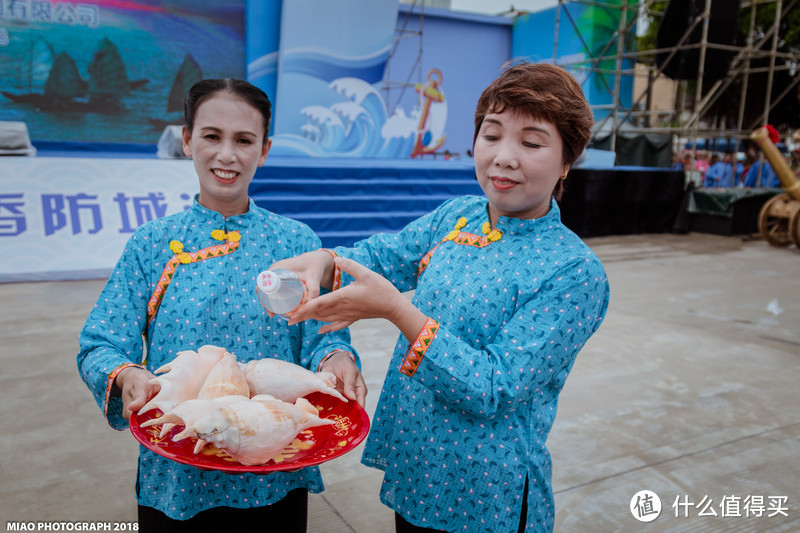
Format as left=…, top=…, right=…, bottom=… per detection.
left=0, top=157, right=197, bottom=282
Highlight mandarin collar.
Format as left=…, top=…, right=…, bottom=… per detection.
left=486, top=197, right=562, bottom=237
left=190, top=195, right=257, bottom=228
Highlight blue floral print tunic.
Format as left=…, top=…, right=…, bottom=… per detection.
left=335, top=195, right=609, bottom=532
left=77, top=197, right=357, bottom=520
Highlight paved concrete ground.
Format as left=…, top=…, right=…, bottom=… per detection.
left=1, top=233, right=799, bottom=532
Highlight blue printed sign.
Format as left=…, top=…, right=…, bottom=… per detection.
left=0, top=157, right=197, bottom=281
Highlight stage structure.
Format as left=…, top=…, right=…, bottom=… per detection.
left=383, top=1, right=442, bottom=158
left=383, top=1, right=425, bottom=122
left=384, top=1, right=457, bottom=158
left=534, top=0, right=800, bottom=156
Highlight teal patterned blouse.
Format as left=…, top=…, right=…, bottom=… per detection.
left=77, top=197, right=357, bottom=520
left=335, top=195, right=609, bottom=532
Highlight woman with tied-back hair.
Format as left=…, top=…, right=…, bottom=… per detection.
left=77, top=78, right=366, bottom=532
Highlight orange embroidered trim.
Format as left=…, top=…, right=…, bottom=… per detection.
left=417, top=242, right=442, bottom=276
left=146, top=236, right=241, bottom=324
left=399, top=317, right=439, bottom=377
left=320, top=248, right=342, bottom=291
left=417, top=222, right=503, bottom=276
left=104, top=362, right=144, bottom=420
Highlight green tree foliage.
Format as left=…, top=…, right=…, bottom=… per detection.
left=636, top=0, right=668, bottom=66
left=742, top=1, right=800, bottom=52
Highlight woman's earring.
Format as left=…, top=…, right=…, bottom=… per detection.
left=559, top=174, right=567, bottom=180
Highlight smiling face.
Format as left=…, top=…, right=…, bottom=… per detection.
left=182, top=91, right=271, bottom=217
left=474, top=110, right=568, bottom=226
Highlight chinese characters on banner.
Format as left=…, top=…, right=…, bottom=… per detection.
left=1, top=0, right=100, bottom=27
left=1, top=191, right=175, bottom=237
left=0, top=157, right=196, bottom=281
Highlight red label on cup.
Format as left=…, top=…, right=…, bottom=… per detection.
left=258, top=271, right=275, bottom=290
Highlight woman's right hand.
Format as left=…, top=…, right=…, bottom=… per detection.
left=269, top=249, right=335, bottom=299
left=114, top=366, right=159, bottom=420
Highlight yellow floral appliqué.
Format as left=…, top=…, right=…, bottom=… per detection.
left=211, top=229, right=240, bottom=242
left=170, top=231, right=239, bottom=264
left=480, top=222, right=502, bottom=242
left=448, top=218, right=504, bottom=243
left=149, top=229, right=242, bottom=328
left=418, top=217, right=503, bottom=277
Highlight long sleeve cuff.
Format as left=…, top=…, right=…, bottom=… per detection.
left=399, top=317, right=440, bottom=377
left=104, top=362, right=144, bottom=427
left=320, top=248, right=342, bottom=291
left=316, top=349, right=357, bottom=372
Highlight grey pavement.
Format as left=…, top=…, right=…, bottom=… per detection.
left=1, top=233, right=799, bottom=532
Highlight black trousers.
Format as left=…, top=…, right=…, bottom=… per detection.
left=395, top=478, right=529, bottom=532
left=137, top=488, right=308, bottom=533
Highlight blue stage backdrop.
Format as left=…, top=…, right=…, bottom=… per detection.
left=245, top=0, right=281, bottom=134
left=260, top=3, right=511, bottom=159
left=267, top=0, right=405, bottom=158
left=0, top=0, right=246, bottom=145
left=382, top=6, right=511, bottom=159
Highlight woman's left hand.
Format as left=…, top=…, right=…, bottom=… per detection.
left=291, top=256, right=429, bottom=347
left=288, top=257, right=404, bottom=332
left=319, top=351, right=367, bottom=408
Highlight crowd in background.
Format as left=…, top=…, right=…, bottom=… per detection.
left=671, top=128, right=800, bottom=190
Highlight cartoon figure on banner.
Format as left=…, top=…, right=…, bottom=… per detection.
left=411, top=68, right=447, bottom=158
left=269, top=69, right=449, bottom=159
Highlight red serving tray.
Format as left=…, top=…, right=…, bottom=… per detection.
left=130, top=392, right=370, bottom=474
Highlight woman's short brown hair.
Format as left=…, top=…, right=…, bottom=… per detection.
left=473, top=62, right=593, bottom=171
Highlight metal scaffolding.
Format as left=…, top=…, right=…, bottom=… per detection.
left=547, top=0, right=800, bottom=154
left=383, top=0, right=426, bottom=118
